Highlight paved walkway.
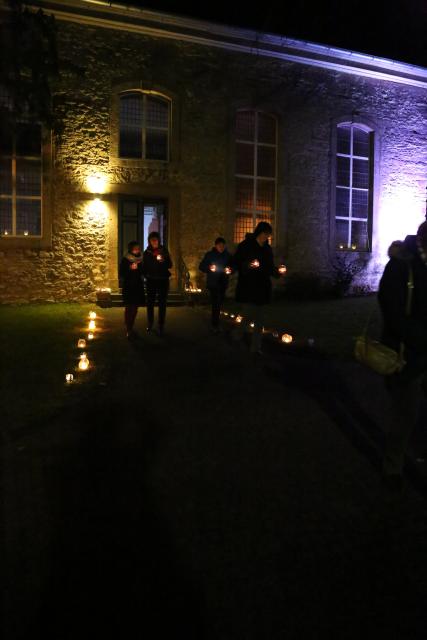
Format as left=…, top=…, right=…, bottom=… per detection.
left=3, top=306, right=427, bottom=639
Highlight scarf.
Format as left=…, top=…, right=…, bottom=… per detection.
left=126, top=252, right=143, bottom=264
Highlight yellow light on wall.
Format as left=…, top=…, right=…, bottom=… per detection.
left=87, top=197, right=108, bottom=221
left=281, top=334, right=293, bottom=344
left=86, top=173, right=108, bottom=194
left=89, top=320, right=96, bottom=331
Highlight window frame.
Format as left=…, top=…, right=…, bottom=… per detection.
left=333, top=121, right=374, bottom=253
left=234, top=109, right=278, bottom=245
left=118, top=90, right=171, bottom=162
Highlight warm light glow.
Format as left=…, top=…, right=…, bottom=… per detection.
left=78, top=353, right=89, bottom=371
left=278, top=264, right=287, bottom=275
left=235, top=315, right=243, bottom=323
left=89, top=320, right=96, bottom=330
left=88, top=332, right=94, bottom=340
left=250, top=322, right=255, bottom=328
left=225, top=267, right=232, bottom=275
left=77, top=339, right=86, bottom=348
left=65, top=373, right=74, bottom=383
left=4, top=231, right=8, bottom=236
left=156, top=254, right=164, bottom=262
left=86, top=173, right=108, bottom=194
left=223, top=312, right=229, bottom=316
left=97, top=287, right=111, bottom=293
left=24, top=230, right=29, bottom=236
left=281, top=333, right=293, bottom=344
left=89, top=311, right=97, bottom=320
left=250, top=259, right=260, bottom=269
left=185, top=285, right=202, bottom=293
left=230, top=314, right=235, bottom=319
left=209, top=264, right=217, bottom=272
left=87, top=197, right=108, bottom=221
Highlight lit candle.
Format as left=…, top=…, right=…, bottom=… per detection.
left=65, top=373, right=74, bottom=383
left=4, top=230, right=8, bottom=236
left=250, top=259, right=260, bottom=269
left=77, top=339, right=86, bottom=349
left=250, top=322, right=255, bottom=328
left=223, top=312, right=229, bottom=316
left=156, top=254, right=164, bottom=262
left=209, top=264, right=217, bottom=272
left=88, top=332, right=94, bottom=340
left=24, top=230, right=29, bottom=236
left=78, top=353, right=89, bottom=371
left=89, top=320, right=96, bottom=331
left=278, top=264, right=287, bottom=275
left=89, top=311, right=97, bottom=320
left=281, top=334, right=293, bottom=344
left=339, top=244, right=344, bottom=250
left=230, top=314, right=235, bottom=319
left=225, top=267, right=232, bottom=275
left=351, top=244, right=357, bottom=250
left=235, top=315, right=243, bottom=323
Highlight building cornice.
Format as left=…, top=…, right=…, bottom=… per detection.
left=18, top=0, right=427, bottom=89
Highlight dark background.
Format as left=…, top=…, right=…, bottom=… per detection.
left=124, top=0, right=427, bottom=66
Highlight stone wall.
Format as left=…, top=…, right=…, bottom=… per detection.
left=1, top=18, right=426, bottom=302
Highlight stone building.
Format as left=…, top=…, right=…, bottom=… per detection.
left=1, top=0, right=427, bottom=303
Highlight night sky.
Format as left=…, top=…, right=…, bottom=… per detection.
left=126, top=0, right=427, bottom=67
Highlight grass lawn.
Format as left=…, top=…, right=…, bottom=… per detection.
left=0, top=303, right=97, bottom=434
left=224, top=294, right=382, bottom=359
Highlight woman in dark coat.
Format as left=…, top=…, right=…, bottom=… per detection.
left=232, top=221, right=286, bottom=353
left=378, top=221, right=427, bottom=487
left=199, top=236, right=232, bottom=333
left=143, top=231, right=172, bottom=336
left=119, top=240, right=145, bottom=339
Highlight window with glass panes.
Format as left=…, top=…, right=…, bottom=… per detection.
left=335, top=124, right=373, bottom=251
left=234, top=110, right=277, bottom=243
left=0, top=122, right=42, bottom=237
left=119, top=92, right=170, bottom=160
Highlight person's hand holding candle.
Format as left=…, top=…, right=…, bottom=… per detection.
left=225, top=266, right=232, bottom=275
left=156, top=254, right=164, bottom=262
left=250, top=259, right=260, bottom=269
left=130, top=262, right=138, bottom=270
left=209, top=264, right=217, bottom=272
left=278, top=264, right=287, bottom=275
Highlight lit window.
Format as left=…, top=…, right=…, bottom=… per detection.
left=119, top=92, right=170, bottom=161
left=335, top=124, right=373, bottom=251
left=234, top=110, right=277, bottom=243
left=0, top=121, right=42, bottom=237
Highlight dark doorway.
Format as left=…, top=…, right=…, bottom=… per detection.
left=118, top=198, right=167, bottom=264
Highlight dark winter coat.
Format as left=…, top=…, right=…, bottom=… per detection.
left=199, top=247, right=232, bottom=289
left=119, top=253, right=145, bottom=306
left=232, top=235, right=279, bottom=305
left=378, top=235, right=427, bottom=359
left=142, top=245, right=172, bottom=280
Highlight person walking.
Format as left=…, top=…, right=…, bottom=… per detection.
left=232, top=221, right=286, bottom=354
left=119, top=240, right=145, bottom=340
left=378, top=221, right=427, bottom=489
left=199, top=237, right=232, bottom=333
left=143, top=231, right=172, bottom=336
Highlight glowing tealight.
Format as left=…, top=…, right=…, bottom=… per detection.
left=250, top=322, right=255, bottom=328
left=250, top=259, right=260, bottom=269
left=338, top=244, right=344, bottom=250
left=209, top=264, right=217, bottom=272
left=281, top=334, right=293, bottom=344
left=225, top=267, right=232, bottom=275
left=88, top=320, right=96, bottom=331
left=78, top=353, right=89, bottom=371
left=230, top=314, right=235, bottom=319
left=24, top=230, right=29, bottom=236
left=88, top=332, right=94, bottom=340
left=65, top=373, right=74, bottom=383
left=156, top=254, right=164, bottom=262
left=4, top=230, right=8, bottom=236
left=235, top=315, right=243, bottom=323
left=77, top=339, right=86, bottom=349
left=278, top=264, right=287, bottom=275
left=89, top=311, right=97, bottom=320
left=224, top=312, right=229, bottom=316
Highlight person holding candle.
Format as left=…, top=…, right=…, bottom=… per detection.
left=199, top=237, right=232, bottom=333
left=119, top=240, right=145, bottom=340
left=143, top=231, right=173, bottom=336
left=232, top=221, right=285, bottom=355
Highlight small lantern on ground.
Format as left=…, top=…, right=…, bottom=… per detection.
left=281, top=333, right=293, bottom=344
left=78, top=353, right=90, bottom=371
left=235, top=315, right=243, bottom=323
left=65, top=373, right=74, bottom=384
left=89, top=311, right=97, bottom=320
left=88, top=332, right=94, bottom=341
left=89, top=320, right=96, bottom=331
left=77, top=339, right=86, bottom=349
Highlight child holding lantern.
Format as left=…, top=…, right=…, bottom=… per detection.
left=143, top=231, right=173, bottom=336
left=232, top=221, right=286, bottom=354
left=119, top=240, right=145, bottom=340
left=199, top=237, right=232, bottom=333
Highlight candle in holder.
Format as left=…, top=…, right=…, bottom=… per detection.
left=281, top=334, right=293, bottom=344
left=235, top=315, right=243, bottom=323
left=77, top=339, right=86, bottom=349
left=156, top=254, right=164, bottom=262
left=78, top=353, right=89, bottom=371
left=88, top=332, right=94, bottom=341
left=89, top=311, right=97, bottom=320
left=250, top=259, right=260, bottom=269
left=230, top=314, right=235, bottom=319
left=89, top=320, right=96, bottom=331
left=250, top=322, right=255, bottom=328
left=225, top=267, right=232, bottom=275
left=65, top=373, right=74, bottom=384
left=278, top=264, right=287, bottom=275
left=209, top=264, right=217, bottom=272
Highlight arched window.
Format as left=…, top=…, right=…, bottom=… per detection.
left=119, top=91, right=170, bottom=161
left=335, top=123, right=373, bottom=252
left=234, top=110, right=277, bottom=243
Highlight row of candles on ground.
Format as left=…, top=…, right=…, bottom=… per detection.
left=65, top=310, right=98, bottom=383
left=221, top=311, right=294, bottom=344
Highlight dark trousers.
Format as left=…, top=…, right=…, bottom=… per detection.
left=146, top=278, right=169, bottom=328
left=124, top=305, right=138, bottom=332
left=209, top=286, right=226, bottom=327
